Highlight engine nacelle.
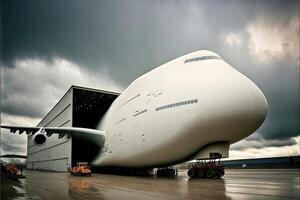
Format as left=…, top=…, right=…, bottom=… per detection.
left=33, top=133, right=47, bottom=145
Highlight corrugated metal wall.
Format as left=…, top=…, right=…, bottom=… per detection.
left=26, top=88, right=73, bottom=172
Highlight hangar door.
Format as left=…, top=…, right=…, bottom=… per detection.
left=71, top=87, right=119, bottom=167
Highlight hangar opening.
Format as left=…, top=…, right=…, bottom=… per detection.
left=72, top=87, right=119, bottom=167
left=27, top=85, right=119, bottom=172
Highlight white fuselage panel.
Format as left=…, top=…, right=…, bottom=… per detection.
left=93, top=50, right=268, bottom=167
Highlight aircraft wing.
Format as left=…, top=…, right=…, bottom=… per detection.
left=1, top=125, right=105, bottom=147
left=0, top=125, right=41, bottom=135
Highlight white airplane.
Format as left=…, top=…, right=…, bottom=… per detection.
left=1, top=50, right=268, bottom=177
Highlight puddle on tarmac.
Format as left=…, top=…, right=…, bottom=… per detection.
left=1, top=176, right=41, bottom=200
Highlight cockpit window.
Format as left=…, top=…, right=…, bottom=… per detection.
left=184, top=55, right=220, bottom=63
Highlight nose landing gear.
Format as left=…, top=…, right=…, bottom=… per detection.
left=188, top=158, right=224, bottom=179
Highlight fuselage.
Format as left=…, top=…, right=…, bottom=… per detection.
left=93, top=50, right=268, bottom=168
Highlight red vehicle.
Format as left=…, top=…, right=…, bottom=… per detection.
left=70, top=162, right=92, bottom=176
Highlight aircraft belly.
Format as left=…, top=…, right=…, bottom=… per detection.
left=98, top=110, right=208, bottom=167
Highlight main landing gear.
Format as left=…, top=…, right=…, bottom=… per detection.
left=187, top=158, right=224, bottom=179
left=156, top=167, right=178, bottom=177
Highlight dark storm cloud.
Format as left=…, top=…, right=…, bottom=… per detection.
left=231, top=57, right=300, bottom=141
left=1, top=58, right=122, bottom=118
left=0, top=129, right=27, bottom=154
left=1, top=0, right=299, bottom=151
left=231, top=133, right=298, bottom=151
left=2, top=0, right=298, bottom=83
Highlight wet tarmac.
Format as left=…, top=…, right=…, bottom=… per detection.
left=1, top=169, right=299, bottom=200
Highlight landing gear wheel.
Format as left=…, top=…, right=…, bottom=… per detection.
left=220, top=169, right=225, bottom=177
left=188, top=168, right=196, bottom=178
left=187, top=158, right=224, bottom=179
left=156, top=167, right=177, bottom=177
left=198, top=170, right=204, bottom=178
left=170, top=169, right=175, bottom=176
left=206, top=169, right=213, bottom=178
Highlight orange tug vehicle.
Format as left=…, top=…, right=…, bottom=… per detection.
left=70, top=162, right=92, bottom=176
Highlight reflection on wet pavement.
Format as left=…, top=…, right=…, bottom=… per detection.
left=1, top=169, right=299, bottom=200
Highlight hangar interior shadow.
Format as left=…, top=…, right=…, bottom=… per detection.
left=71, top=88, right=119, bottom=167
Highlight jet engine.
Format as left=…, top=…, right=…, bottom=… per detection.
left=33, top=133, right=47, bottom=145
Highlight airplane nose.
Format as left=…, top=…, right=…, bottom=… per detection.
left=245, top=77, right=268, bottom=115
left=206, top=76, right=268, bottom=144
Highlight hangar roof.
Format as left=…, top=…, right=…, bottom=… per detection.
left=36, top=85, right=120, bottom=127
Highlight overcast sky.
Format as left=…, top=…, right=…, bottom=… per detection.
left=1, top=0, right=299, bottom=159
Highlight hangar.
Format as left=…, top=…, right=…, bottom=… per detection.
left=26, top=85, right=119, bottom=172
